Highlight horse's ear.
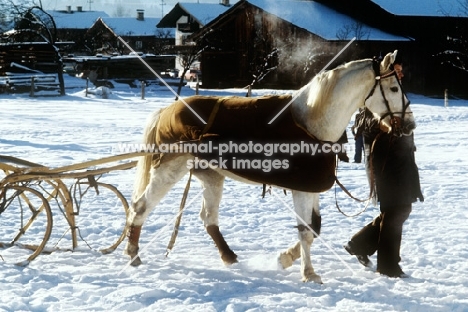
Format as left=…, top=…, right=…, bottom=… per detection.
left=380, top=50, right=398, bottom=72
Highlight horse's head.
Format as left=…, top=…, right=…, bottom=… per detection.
left=364, top=50, right=415, bottom=136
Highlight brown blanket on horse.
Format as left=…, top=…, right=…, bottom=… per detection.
left=156, top=95, right=337, bottom=192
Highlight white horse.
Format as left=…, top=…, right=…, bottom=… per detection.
left=124, top=51, right=415, bottom=283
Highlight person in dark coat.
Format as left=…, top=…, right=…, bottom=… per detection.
left=351, top=113, right=365, bottom=163
left=344, top=62, right=424, bottom=278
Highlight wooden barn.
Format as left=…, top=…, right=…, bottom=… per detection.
left=317, top=0, right=468, bottom=96
left=188, top=0, right=412, bottom=89
left=85, top=10, right=175, bottom=55
left=47, top=6, right=175, bottom=56
left=47, top=6, right=110, bottom=55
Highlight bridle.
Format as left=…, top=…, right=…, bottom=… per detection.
left=364, top=57, right=412, bottom=137
left=334, top=57, right=414, bottom=217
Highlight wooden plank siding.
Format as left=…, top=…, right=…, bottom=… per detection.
left=196, top=3, right=417, bottom=90
left=199, top=4, right=331, bottom=89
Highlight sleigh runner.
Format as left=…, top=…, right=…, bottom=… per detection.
left=0, top=152, right=145, bottom=265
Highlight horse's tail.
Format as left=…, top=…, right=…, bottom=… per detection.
left=132, top=108, right=162, bottom=203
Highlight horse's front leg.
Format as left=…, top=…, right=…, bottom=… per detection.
left=279, top=191, right=322, bottom=283
left=194, top=169, right=238, bottom=265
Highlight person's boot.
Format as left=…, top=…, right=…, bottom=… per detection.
left=344, top=241, right=372, bottom=268
left=377, top=262, right=409, bottom=278
left=344, top=215, right=381, bottom=268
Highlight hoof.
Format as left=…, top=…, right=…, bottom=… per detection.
left=278, top=252, right=294, bottom=269
left=124, top=241, right=141, bottom=266
left=125, top=244, right=142, bottom=266
left=302, top=273, right=323, bottom=284
left=129, top=255, right=142, bottom=267
left=221, top=252, right=238, bottom=265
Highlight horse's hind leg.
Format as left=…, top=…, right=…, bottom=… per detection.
left=279, top=191, right=322, bottom=283
left=194, top=169, right=238, bottom=265
left=125, top=154, right=192, bottom=265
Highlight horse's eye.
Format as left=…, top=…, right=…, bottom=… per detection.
left=390, top=86, right=399, bottom=92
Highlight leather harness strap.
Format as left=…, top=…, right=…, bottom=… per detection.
left=165, top=168, right=193, bottom=256
left=166, top=98, right=224, bottom=256
left=201, top=97, right=224, bottom=137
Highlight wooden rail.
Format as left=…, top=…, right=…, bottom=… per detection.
left=0, top=74, right=60, bottom=95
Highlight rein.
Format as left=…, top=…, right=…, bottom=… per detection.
left=333, top=160, right=372, bottom=218
left=333, top=132, right=383, bottom=217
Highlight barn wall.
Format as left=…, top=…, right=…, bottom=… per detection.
left=201, top=4, right=332, bottom=89
left=193, top=1, right=468, bottom=95
left=199, top=3, right=419, bottom=90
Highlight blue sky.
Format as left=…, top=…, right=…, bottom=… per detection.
left=39, top=0, right=466, bottom=18
left=372, top=0, right=467, bottom=16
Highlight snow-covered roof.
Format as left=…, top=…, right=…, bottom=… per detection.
left=178, top=3, right=232, bottom=25
left=158, top=2, right=232, bottom=28
left=371, top=0, right=466, bottom=16
left=99, top=17, right=175, bottom=37
left=246, top=0, right=409, bottom=41
left=47, top=10, right=109, bottom=29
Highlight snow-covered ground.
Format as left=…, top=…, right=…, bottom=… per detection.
left=1, top=77, right=467, bottom=311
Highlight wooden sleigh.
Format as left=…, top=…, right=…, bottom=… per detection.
left=0, top=152, right=145, bottom=265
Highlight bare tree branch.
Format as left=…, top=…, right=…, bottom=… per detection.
left=337, top=22, right=370, bottom=40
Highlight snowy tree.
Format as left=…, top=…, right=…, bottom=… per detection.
left=437, top=0, right=468, bottom=73
left=443, top=34, right=468, bottom=72
left=0, top=1, right=57, bottom=45
left=248, top=27, right=279, bottom=87
left=0, top=2, right=65, bottom=95
left=14, top=6, right=57, bottom=43
left=0, top=0, right=38, bottom=32
left=175, top=42, right=205, bottom=97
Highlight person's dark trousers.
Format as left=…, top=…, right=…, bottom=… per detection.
left=348, top=205, right=411, bottom=271
left=354, top=135, right=364, bottom=163
left=377, top=205, right=412, bottom=273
